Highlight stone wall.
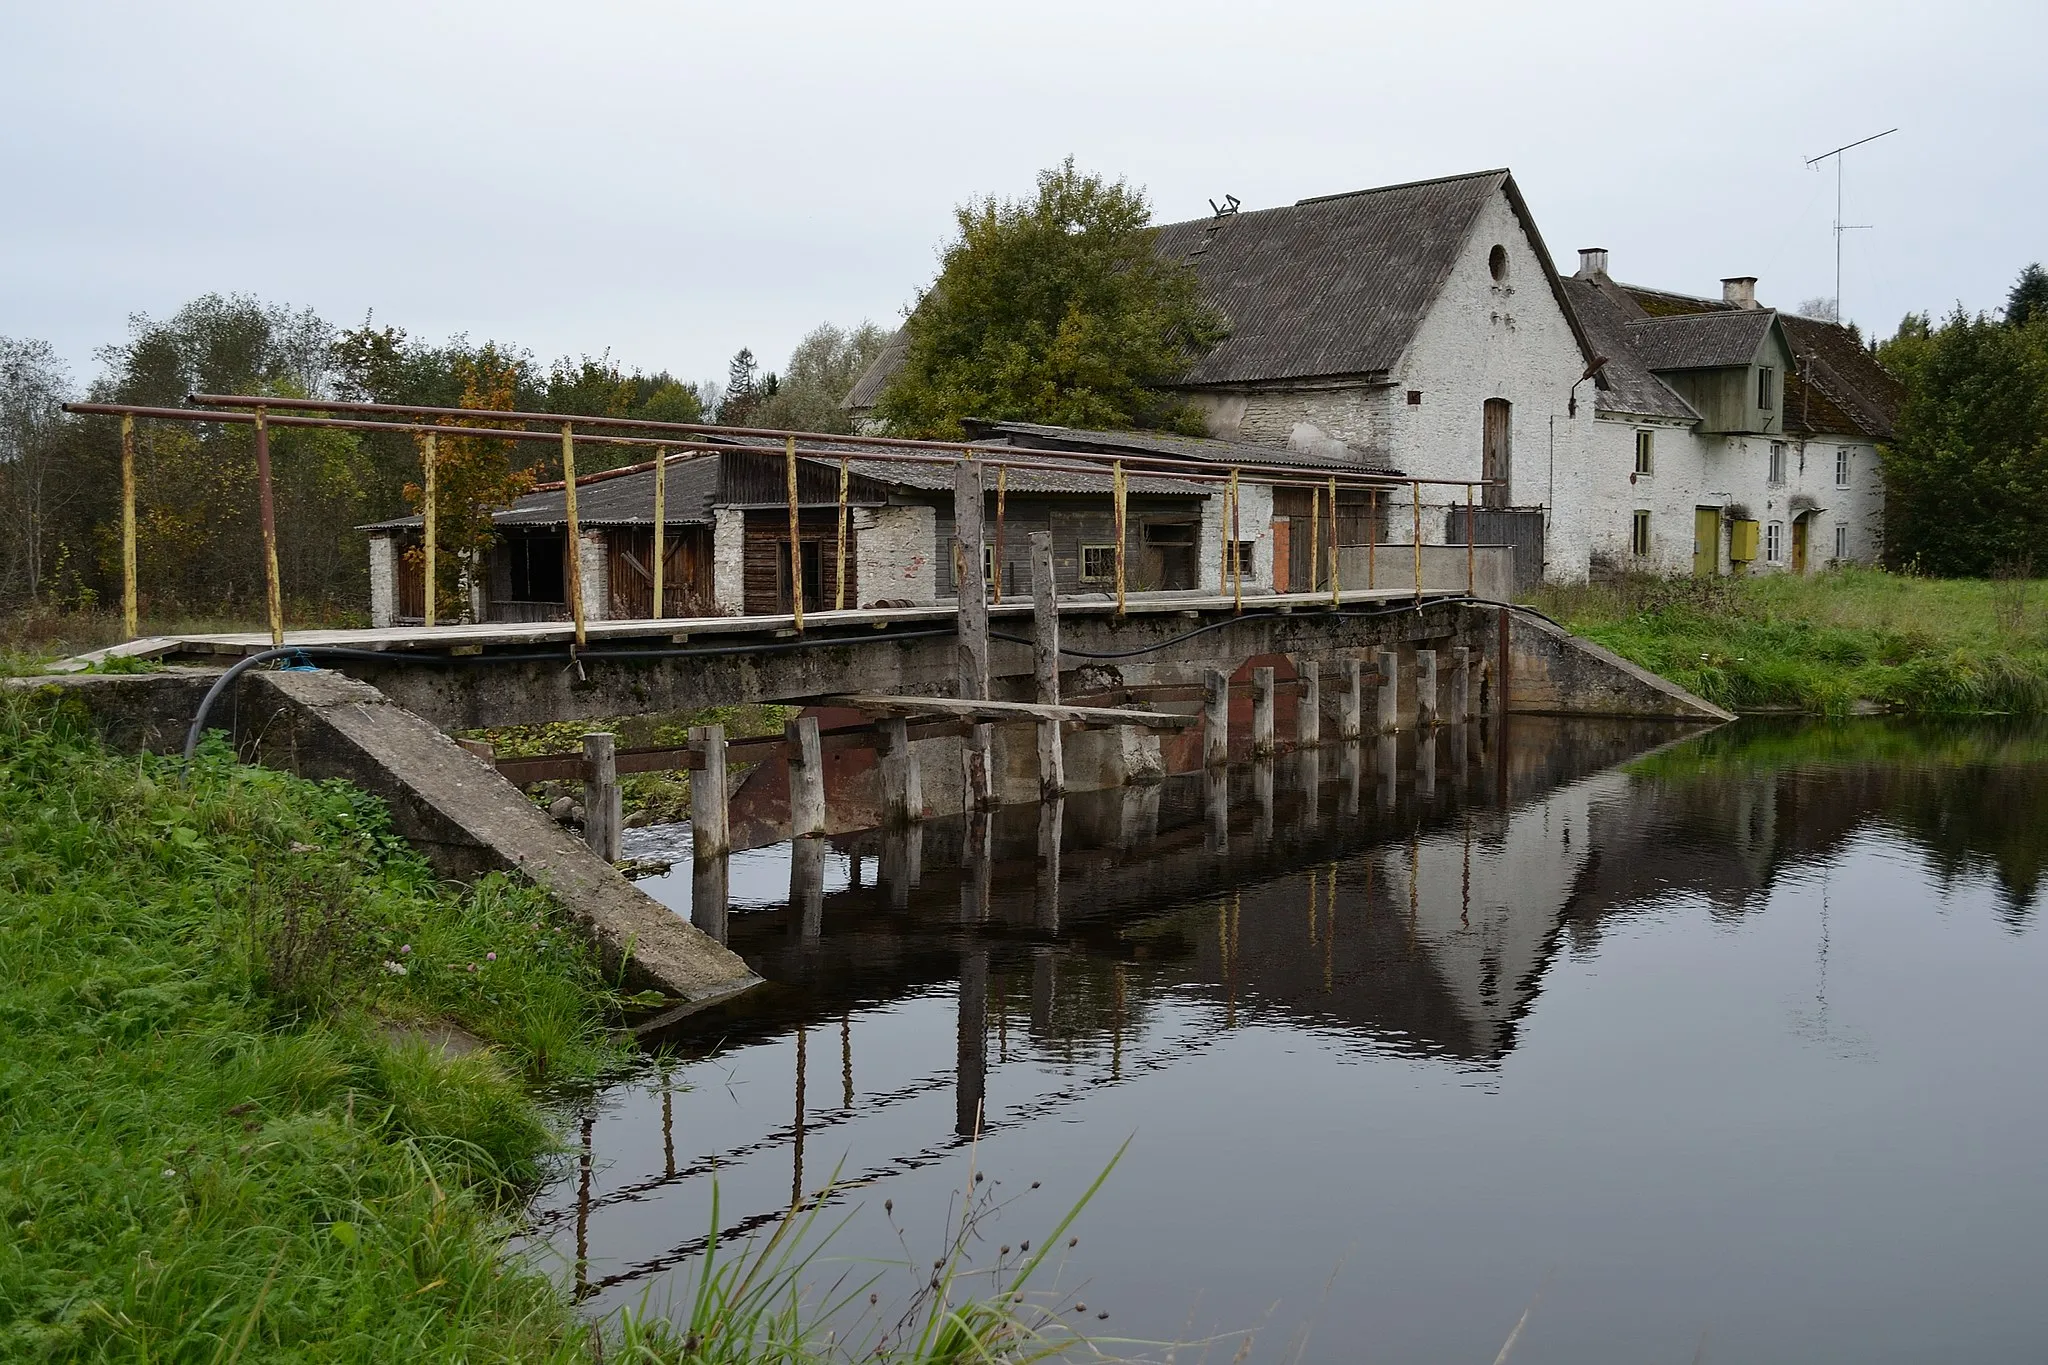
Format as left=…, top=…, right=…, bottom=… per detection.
left=577, top=531, right=609, bottom=621
left=712, top=508, right=746, bottom=613
left=368, top=533, right=397, bottom=628
left=854, top=504, right=937, bottom=605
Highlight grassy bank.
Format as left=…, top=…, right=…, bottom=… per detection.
left=1530, top=568, right=2048, bottom=716
left=0, top=698, right=1103, bottom=1361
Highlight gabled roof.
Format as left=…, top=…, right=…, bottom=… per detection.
left=844, top=167, right=1597, bottom=405
left=1624, top=309, right=1781, bottom=371
left=1558, top=276, right=1700, bottom=422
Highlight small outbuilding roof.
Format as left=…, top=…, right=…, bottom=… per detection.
left=1623, top=310, right=1781, bottom=371
left=970, top=419, right=1402, bottom=475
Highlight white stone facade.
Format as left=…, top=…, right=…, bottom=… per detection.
left=1197, top=480, right=1274, bottom=593
left=854, top=505, right=938, bottom=605
left=712, top=508, right=746, bottom=614
left=368, top=533, right=396, bottom=628
left=576, top=530, right=608, bottom=621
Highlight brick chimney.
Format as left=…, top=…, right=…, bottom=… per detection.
left=1722, top=276, right=1758, bottom=309
left=1578, top=247, right=1609, bottom=278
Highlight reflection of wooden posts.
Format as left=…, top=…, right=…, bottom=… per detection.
left=881, top=821, right=922, bottom=910
left=1203, top=668, right=1231, bottom=767
left=1416, top=649, right=1440, bottom=728
left=786, top=714, right=825, bottom=838
left=956, top=949, right=989, bottom=1138
left=877, top=717, right=922, bottom=827
left=689, top=724, right=729, bottom=860
left=582, top=731, right=621, bottom=862
left=1205, top=766, right=1230, bottom=854
left=691, top=856, right=729, bottom=943
left=253, top=408, right=283, bottom=645
left=1376, top=734, right=1398, bottom=812
left=1375, top=648, right=1401, bottom=734
left=1251, top=667, right=1276, bottom=756
left=1340, top=740, right=1361, bottom=817
left=1296, top=658, right=1321, bottom=748
left=651, top=447, right=667, bottom=619
left=120, top=414, right=137, bottom=639
left=1450, top=646, right=1471, bottom=723
left=1298, top=748, right=1321, bottom=826
left=1029, top=532, right=1064, bottom=798
left=791, top=835, right=825, bottom=941
left=1036, top=797, right=1063, bottom=933
left=953, top=459, right=994, bottom=809
left=1252, top=757, right=1275, bottom=844
left=1338, top=657, right=1363, bottom=741
left=1417, top=728, right=1437, bottom=798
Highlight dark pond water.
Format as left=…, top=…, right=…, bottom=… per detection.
left=524, top=718, right=2048, bottom=1362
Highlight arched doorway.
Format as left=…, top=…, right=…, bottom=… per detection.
left=1482, top=398, right=1511, bottom=508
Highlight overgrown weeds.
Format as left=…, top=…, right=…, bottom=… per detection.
left=1531, top=567, right=2048, bottom=715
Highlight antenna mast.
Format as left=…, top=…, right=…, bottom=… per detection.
left=1806, top=127, right=1896, bottom=324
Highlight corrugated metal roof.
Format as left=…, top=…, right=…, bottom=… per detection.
left=1560, top=277, right=1701, bottom=422
left=711, top=434, right=1209, bottom=498
left=977, top=419, right=1402, bottom=474
left=1624, top=310, right=1777, bottom=371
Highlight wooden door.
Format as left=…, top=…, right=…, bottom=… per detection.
left=1792, top=516, right=1810, bottom=574
left=1482, top=398, right=1511, bottom=508
left=1693, top=507, right=1720, bottom=577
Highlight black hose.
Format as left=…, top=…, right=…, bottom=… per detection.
left=181, top=645, right=446, bottom=763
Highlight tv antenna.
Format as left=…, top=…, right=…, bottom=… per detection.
left=1806, top=127, right=1896, bottom=324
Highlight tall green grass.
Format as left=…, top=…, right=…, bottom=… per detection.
left=1532, top=568, right=2048, bottom=716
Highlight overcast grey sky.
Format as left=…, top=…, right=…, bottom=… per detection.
left=4, top=0, right=2041, bottom=392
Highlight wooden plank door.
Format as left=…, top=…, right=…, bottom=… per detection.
left=1482, top=398, right=1511, bottom=508
left=1791, top=517, right=1809, bottom=574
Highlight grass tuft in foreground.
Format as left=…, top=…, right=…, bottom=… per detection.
left=1531, top=567, right=2048, bottom=716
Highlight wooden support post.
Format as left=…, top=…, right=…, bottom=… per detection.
left=953, top=458, right=994, bottom=809
left=689, top=724, right=729, bottom=861
left=1203, top=668, right=1231, bottom=767
left=421, top=429, right=438, bottom=629
left=993, top=465, right=1007, bottom=605
left=1450, top=645, right=1471, bottom=723
left=1296, top=658, right=1320, bottom=748
left=1411, top=478, right=1424, bottom=605
left=254, top=407, right=283, bottom=646
left=785, top=436, right=803, bottom=632
left=1338, top=657, right=1363, bottom=741
left=1229, top=468, right=1243, bottom=612
left=120, top=413, right=137, bottom=640
left=877, top=716, right=922, bottom=827
left=1251, top=666, right=1277, bottom=756
left=787, top=714, right=825, bottom=839
left=652, top=446, right=666, bottom=619
left=562, top=424, right=586, bottom=647
left=581, top=731, right=621, bottom=863
left=1029, top=531, right=1064, bottom=798
left=1417, top=649, right=1440, bottom=728
left=835, top=455, right=849, bottom=611
left=1375, top=647, right=1400, bottom=734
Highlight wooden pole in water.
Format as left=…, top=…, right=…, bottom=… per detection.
left=787, top=714, right=826, bottom=839
left=562, top=424, right=586, bottom=648
left=1376, top=647, right=1400, bottom=734
left=785, top=436, right=803, bottom=632
left=878, top=716, right=922, bottom=827
left=1297, top=658, right=1320, bottom=748
left=1030, top=531, right=1064, bottom=798
left=254, top=407, right=283, bottom=646
left=1203, top=668, right=1231, bottom=767
left=421, top=430, right=437, bottom=628
left=1417, top=649, right=1440, bottom=728
left=1338, top=657, right=1362, bottom=740
left=1451, top=645, right=1471, bottom=723
left=689, top=724, right=729, bottom=860
left=120, top=414, right=137, bottom=640
left=582, top=731, right=621, bottom=862
left=652, top=446, right=666, bottom=619
left=1252, top=666, right=1276, bottom=756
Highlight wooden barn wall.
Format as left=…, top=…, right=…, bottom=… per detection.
left=933, top=495, right=1202, bottom=596
left=607, top=526, right=715, bottom=619
left=718, top=450, right=893, bottom=509
left=742, top=510, right=858, bottom=614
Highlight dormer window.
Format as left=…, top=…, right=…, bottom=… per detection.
left=1757, top=366, right=1777, bottom=411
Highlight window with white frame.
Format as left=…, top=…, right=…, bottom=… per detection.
left=1080, top=545, right=1115, bottom=582
left=1768, top=442, right=1787, bottom=485
left=1634, top=430, right=1654, bottom=476
left=1765, top=520, right=1784, bottom=563
left=1630, top=510, right=1652, bottom=557
left=1835, top=447, right=1851, bottom=488
left=1835, top=523, right=1848, bottom=560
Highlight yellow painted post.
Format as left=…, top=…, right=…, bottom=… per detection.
left=1112, top=460, right=1127, bottom=615
left=1218, top=473, right=1231, bottom=595
left=992, top=464, right=1007, bottom=605
left=1309, top=483, right=1320, bottom=594
left=652, top=446, right=666, bottom=619
left=1229, top=467, right=1243, bottom=612
left=1368, top=489, right=1378, bottom=589
left=785, top=436, right=803, bottom=632
left=120, top=414, right=137, bottom=639
left=835, top=455, right=849, bottom=611
left=562, top=424, right=586, bottom=647
left=1411, top=479, right=1423, bottom=604
left=253, top=407, right=283, bottom=646
left=1329, top=476, right=1340, bottom=607
left=422, top=430, right=438, bottom=629
left=1465, top=483, right=1476, bottom=596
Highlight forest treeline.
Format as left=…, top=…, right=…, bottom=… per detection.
left=0, top=297, right=884, bottom=620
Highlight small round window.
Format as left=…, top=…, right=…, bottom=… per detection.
left=1488, top=244, right=1508, bottom=281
